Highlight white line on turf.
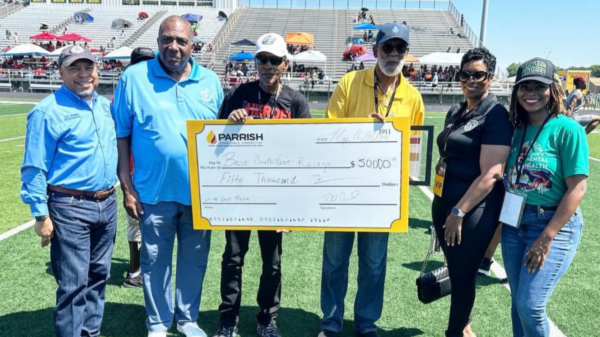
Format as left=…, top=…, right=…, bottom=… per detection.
left=0, top=136, right=25, bottom=142
left=0, top=101, right=39, bottom=104
left=0, top=219, right=34, bottom=242
left=589, top=156, right=600, bottom=162
left=417, top=184, right=567, bottom=337
left=0, top=113, right=28, bottom=117
left=0, top=182, right=121, bottom=243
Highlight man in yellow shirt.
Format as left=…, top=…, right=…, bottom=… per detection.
left=318, top=22, right=424, bottom=337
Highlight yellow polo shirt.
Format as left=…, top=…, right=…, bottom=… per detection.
left=325, top=67, right=424, bottom=129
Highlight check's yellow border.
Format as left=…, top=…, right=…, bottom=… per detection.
left=187, top=117, right=411, bottom=232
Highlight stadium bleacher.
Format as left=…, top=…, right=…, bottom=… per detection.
left=0, top=4, right=86, bottom=52
left=210, top=7, right=475, bottom=83
left=0, top=3, right=512, bottom=94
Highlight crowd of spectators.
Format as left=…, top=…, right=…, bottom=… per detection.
left=286, top=43, right=313, bottom=55
left=192, top=42, right=214, bottom=53
left=401, top=63, right=460, bottom=84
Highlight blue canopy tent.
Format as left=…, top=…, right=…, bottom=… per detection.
left=181, top=13, right=203, bottom=24
left=353, top=23, right=379, bottom=30
left=74, top=11, right=94, bottom=23
left=229, top=52, right=254, bottom=62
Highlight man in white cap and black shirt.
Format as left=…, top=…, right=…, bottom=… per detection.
left=213, top=33, right=310, bottom=337
left=20, top=45, right=118, bottom=337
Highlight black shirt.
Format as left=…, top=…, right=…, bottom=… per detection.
left=218, top=81, right=311, bottom=120
left=436, top=93, right=513, bottom=185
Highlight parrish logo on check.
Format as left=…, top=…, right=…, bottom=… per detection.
left=206, top=130, right=265, bottom=147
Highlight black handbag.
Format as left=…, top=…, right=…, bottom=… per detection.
left=416, top=226, right=451, bottom=304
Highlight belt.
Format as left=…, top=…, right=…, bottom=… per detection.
left=48, top=185, right=115, bottom=200
left=524, top=204, right=558, bottom=212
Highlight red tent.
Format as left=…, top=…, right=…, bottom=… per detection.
left=29, top=32, right=59, bottom=40
left=57, top=33, right=92, bottom=42
left=343, top=44, right=367, bottom=58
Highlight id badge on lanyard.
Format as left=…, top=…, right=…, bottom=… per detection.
left=499, top=185, right=526, bottom=228
left=500, top=115, right=550, bottom=228
left=433, top=158, right=446, bottom=197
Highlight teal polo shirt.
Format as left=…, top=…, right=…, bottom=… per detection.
left=113, top=58, right=223, bottom=205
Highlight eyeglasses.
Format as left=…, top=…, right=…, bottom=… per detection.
left=380, top=43, right=408, bottom=55
left=458, top=70, right=490, bottom=82
left=256, top=55, right=284, bottom=66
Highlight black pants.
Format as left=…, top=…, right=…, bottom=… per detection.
left=431, top=184, right=502, bottom=337
left=219, top=230, right=283, bottom=327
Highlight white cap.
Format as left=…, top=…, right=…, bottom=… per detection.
left=255, top=33, right=289, bottom=58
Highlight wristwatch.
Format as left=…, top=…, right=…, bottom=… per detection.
left=35, top=215, right=47, bottom=222
left=451, top=207, right=466, bottom=218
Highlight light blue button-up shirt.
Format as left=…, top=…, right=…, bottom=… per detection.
left=113, top=58, right=223, bottom=206
left=20, top=85, right=118, bottom=216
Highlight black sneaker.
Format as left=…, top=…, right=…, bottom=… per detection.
left=213, top=325, right=238, bottom=337
left=317, top=330, right=338, bottom=337
left=257, top=323, right=280, bottom=337
left=122, top=271, right=143, bottom=288
left=478, top=257, right=493, bottom=277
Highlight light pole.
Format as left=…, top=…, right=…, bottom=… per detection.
left=480, top=0, right=489, bottom=46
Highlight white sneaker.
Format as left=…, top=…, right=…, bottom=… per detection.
left=148, top=332, right=167, bottom=337
left=177, top=322, right=207, bottom=337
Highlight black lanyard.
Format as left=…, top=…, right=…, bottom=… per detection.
left=257, top=83, right=282, bottom=119
left=515, top=114, right=551, bottom=183
left=373, top=71, right=398, bottom=117
left=441, top=106, right=477, bottom=157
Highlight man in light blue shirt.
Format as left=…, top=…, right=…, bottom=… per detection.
left=20, top=45, right=118, bottom=337
left=113, top=16, right=223, bottom=337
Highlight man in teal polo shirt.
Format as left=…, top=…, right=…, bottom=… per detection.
left=21, top=46, right=118, bottom=337
left=113, top=16, right=223, bottom=337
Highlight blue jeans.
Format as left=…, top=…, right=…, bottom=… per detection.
left=49, top=191, right=117, bottom=337
left=502, top=207, right=583, bottom=337
left=140, top=202, right=211, bottom=333
left=320, top=232, right=389, bottom=334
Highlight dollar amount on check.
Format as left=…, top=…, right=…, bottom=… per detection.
left=187, top=118, right=411, bottom=232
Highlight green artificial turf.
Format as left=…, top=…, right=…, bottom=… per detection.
left=0, top=109, right=598, bottom=336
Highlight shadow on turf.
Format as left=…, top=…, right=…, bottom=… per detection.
left=408, top=218, right=432, bottom=233
left=0, top=304, right=423, bottom=337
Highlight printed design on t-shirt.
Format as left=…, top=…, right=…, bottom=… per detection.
left=244, top=101, right=291, bottom=119
left=508, top=141, right=552, bottom=194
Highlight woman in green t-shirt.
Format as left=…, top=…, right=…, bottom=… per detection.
left=502, top=58, right=588, bottom=337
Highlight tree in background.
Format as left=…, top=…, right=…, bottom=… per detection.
left=507, top=63, right=599, bottom=77
left=506, top=62, right=520, bottom=77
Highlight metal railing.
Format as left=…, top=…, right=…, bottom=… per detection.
left=206, top=0, right=245, bottom=70
left=0, top=2, right=22, bottom=18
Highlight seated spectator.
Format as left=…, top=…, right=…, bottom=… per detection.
left=368, top=30, right=373, bottom=40
left=449, top=27, right=454, bottom=35
left=402, top=21, right=407, bottom=25
left=359, top=61, right=365, bottom=70
left=363, top=31, right=368, bottom=42
left=447, top=46, right=451, bottom=53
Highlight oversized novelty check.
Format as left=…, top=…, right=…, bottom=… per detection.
left=187, top=118, right=411, bottom=232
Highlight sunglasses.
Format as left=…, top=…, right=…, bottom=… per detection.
left=458, top=70, right=490, bottom=82
left=380, top=43, right=408, bottom=55
left=256, top=55, right=284, bottom=66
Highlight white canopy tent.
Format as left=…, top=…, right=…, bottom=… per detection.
left=1, top=43, right=50, bottom=56
left=292, top=50, right=327, bottom=63
left=417, top=52, right=464, bottom=66
left=101, top=46, right=134, bottom=60
left=48, top=46, right=69, bottom=57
